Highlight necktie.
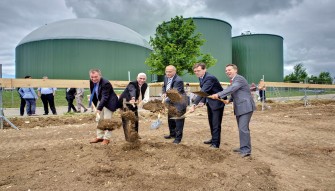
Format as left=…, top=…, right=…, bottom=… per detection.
left=166, top=78, right=172, bottom=91
left=89, top=83, right=97, bottom=107
left=230, top=79, right=233, bottom=85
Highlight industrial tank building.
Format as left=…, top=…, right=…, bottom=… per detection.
left=15, top=18, right=152, bottom=80
left=232, top=34, right=283, bottom=83
left=183, top=17, right=232, bottom=82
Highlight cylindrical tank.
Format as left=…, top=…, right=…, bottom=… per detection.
left=182, top=17, right=232, bottom=82
left=15, top=18, right=152, bottom=81
left=232, top=34, right=284, bottom=83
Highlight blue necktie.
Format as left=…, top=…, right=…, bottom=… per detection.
left=89, top=83, right=97, bottom=107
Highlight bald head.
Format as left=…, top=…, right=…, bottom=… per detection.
left=165, top=65, right=176, bottom=78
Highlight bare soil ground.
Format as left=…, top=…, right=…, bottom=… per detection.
left=0, top=100, right=334, bottom=191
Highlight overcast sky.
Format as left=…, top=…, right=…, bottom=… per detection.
left=1, top=0, right=334, bottom=79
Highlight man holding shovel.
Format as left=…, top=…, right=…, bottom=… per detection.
left=189, top=62, right=226, bottom=149
left=210, top=64, right=256, bottom=157
left=162, top=65, right=187, bottom=144
left=89, top=69, right=118, bottom=145
left=118, top=73, right=149, bottom=139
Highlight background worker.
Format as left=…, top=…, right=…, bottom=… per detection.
left=37, top=76, right=57, bottom=115
left=75, top=88, right=88, bottom=113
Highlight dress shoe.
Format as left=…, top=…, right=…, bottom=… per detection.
left=84, top=109, right=88, bottom=112
left=233, top=148, right=241, bottom=153
left=240, top=153, right=251, bottom=158
left=173, top=140, right=181, bottom=144
left=101, top=139, right=110, bottom=145
left=210, top=144, right=219, bottom=149
left=90, top=138, right=104, bottom=143
left=203, top=139, right=212, bottom=144
left=43, top=113, right=48, bottom=115
left=164, top=135, right=175, bottom=139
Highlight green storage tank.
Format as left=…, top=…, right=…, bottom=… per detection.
left=232, top=34, right=283, bottom=83
left=182, top=17, right=232, bottom=83
left=15, top=18, right=152, bottom=81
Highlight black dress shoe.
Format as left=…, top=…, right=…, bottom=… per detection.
left=210, top=144, right=219, bottom=149
left=164, top=135, right=175, bottom=139
left=43, top=113, right=48, bottom=115
left=233, top=148, right=241, bottom=153
left=173, top=140, right=181, bottom=144
left=240, top=153, right=251, bottom=158
left=203, top=139, right=212, bottom=144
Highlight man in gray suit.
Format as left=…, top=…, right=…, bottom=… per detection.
left=211, top=64, right=256, bottom=157
left=162, top=65, right=187, bottom=144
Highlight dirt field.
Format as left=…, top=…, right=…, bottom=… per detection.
left=0, top=100, right=334, bottom=191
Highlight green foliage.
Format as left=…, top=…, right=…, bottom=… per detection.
left=145, top=15, right=216, bottom=76
left=284, top=63, right=333, bottom=84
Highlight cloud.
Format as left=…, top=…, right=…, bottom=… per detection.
left=1, top=0, right=335, bottom=79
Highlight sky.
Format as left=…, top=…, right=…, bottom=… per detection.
left=1, top=0, right=334, bottom=79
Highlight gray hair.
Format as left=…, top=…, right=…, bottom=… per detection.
left=89, top=69, right=102, bottom=76
left=137, top=72, right=147, bottom=78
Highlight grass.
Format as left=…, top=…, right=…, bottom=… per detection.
left=1, top=88, right=334, bottom=108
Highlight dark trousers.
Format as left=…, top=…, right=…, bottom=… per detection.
left=168, top=109, right=186, bottom=141
left=236, top=112, right=253, bottom=154
left=207, top=105, right=224, bottom=147
left=66, top=97, right=77, bottom=112
left=41, top=93, right=57, bottom=114
left=20, top=97, right=26, bottom=116
left=259, top=90, right=266, bottom=101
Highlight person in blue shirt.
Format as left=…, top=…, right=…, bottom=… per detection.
left=18, top=85, right=38, bottom=116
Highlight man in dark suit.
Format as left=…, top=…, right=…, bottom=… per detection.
left=65, top=88, right=77, bottom=113
left=211, top=64, right=256, bottom=157
left=162, top=65, right=187, bottom=144
left=190, top=62, right=226, bottom=149
left=89, top=69, right=119, bottom=145
left=118, top=73, right=149, bottom=138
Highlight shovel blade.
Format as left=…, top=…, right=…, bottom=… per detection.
left=151, top=119, right=162, bottom=129
left=192, top=91, right=209, bottom=97
left=170, top=116, right=186, bottom=120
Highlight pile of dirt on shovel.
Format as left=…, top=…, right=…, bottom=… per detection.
left=166, top=105, right=181, bottom=117
left=97, top=118, right=122, bottom=131
left=166, top=89, right=182, bottom=103
left=143, top=99, right=165, bottom=113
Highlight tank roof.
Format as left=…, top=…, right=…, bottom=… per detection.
left=18, top=18, right=151, bottom=49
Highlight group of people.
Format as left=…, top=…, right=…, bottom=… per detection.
left=18, top=76, right=57, bottom=116
left=88, top=63, right=255, bottom=158
left=18, top=76, right=90, bottom=116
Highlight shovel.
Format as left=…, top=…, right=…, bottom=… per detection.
left=91, top=103, right=101, bottom=122
left=150, top=97, right=166, bottom=129
left=192, top=91, right=229, bottom=104
left=170, top=105, right=199, bottom=120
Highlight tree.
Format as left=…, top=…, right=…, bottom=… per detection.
left=318, top=72, right=332, bottom=84
left=145, top=16, right=216, bottom=76
left=284, top=63, right=308, bottom=83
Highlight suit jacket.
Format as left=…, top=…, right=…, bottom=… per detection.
left=90, top=77, right=118, bottom=112
left=162, top=75, right=187, bottom=111
left=217, top=74, right=256, bottom=116
left=193, top=72, right=225, bottom=110
left=66, top=88, right=76, bottom=99
left=118, top=81, right=148, bottom=109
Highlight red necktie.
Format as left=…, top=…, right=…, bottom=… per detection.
left=230, top=79, right=232, bottom=85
